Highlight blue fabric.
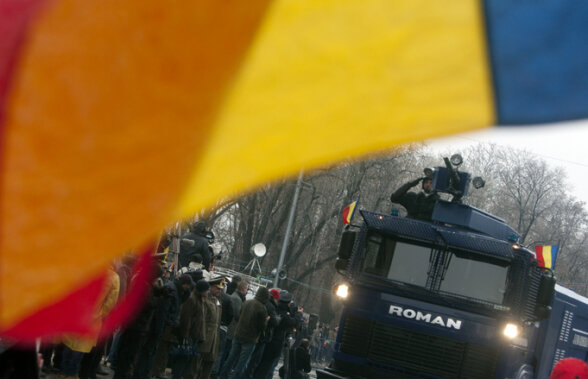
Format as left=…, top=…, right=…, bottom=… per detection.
left=227, top=338, right=256, bottom=379
left=61, top=345, right=84, bottom=377
left=484, top=0, right=588, bottom=124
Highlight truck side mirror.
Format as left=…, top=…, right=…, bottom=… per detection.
left=338, top=230, right=357, bottom=260
left=335, top=258, right=349, bottom=274
left=336, top=230, right=357, bottom=275
left=534, top=272, right=556, bottom=320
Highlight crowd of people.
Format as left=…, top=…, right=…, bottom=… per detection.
left=3, top=222, right=317, bottom=379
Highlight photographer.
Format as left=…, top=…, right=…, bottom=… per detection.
left=179, top=221, right=212, bottom=270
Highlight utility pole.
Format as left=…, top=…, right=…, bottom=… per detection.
left=274, top=170, right=304, bottom=288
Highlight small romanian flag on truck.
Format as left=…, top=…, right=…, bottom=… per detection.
left=535, top=245, right=559, bottom=269
left=342, top=200, right=358, bottom=225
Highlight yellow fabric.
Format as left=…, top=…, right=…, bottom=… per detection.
left=543, top=246, right=553, bottom=269
left=0, top=0, right=271, bottom=329
left=176, top=0, right=495, bottom=214
left=1, top=0, right=494, bottom=331
left=63, top=269, right=119, bottom=353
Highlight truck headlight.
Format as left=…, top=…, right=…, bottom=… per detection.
left=503, top=323, right=519, bottom=339
left=334, top=283, right=349, bottom=299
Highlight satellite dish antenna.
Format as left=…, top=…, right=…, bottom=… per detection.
left=251, top=243, right=267, bottom=258
left=244, top=243, right=266, bottom=275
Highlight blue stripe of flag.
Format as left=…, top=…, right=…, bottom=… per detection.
left=484, top=0, right=588, bottom=125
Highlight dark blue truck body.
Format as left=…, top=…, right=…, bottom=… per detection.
left=317, top=202, right=588, bottom=379
left=534, top=285, right=588, bottom=378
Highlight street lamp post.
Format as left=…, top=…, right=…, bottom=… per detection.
left=274, top=170, right=304, bottom=288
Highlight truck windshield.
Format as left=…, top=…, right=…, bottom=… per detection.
left=362, top=234, right=509, bottom=305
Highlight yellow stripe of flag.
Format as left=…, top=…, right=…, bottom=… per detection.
left=543, top=246, right=553, bottom=269
left=175, top=0, right=495, bottom=216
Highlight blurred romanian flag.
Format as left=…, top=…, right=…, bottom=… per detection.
left=535, top=245, right=559, bottom=270
left=1, top=0, right=588, bottom=341
left=342, top=201, right=358, bottom=225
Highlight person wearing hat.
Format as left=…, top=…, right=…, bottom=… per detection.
left=191, top=277, right=224, bottom=379
left=550, top=357, right=588, bottom=379
left=179, top=221, right=212, bottom=270
left=151, top=274, right=194, bottom=379
left=211, top=278, right=235, bottom=378
left=253, top=290, right=297, bottom=379
left=174, top=279, right=209, bottom=379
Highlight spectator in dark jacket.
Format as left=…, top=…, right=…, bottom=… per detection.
left=113, top=262, right=160, bottom=379
left=132, top=268, right=175, bottom=379
left=172, top=279, right=209, bottom=379
left=292, top=339, right=311, bottom=379
left=215, top=279, right=248, bottom=378
left=107, top=254, right=136, bottom=368
left=253, top=291, right=297, bottom=379
left=150, top=274, right=193, bottom=379
left=244, top=288, right=280, bottom=378
left=220, top=287, right=270, bottom=379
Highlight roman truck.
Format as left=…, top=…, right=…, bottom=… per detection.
left=317, top=155, right=588, bottom=379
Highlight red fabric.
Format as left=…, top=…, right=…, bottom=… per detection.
left=342, top=207, right=350, bottom=224
left=550, top=357, right=588, bottom=379
left=535, top=245, right=545, bottom=268
left=100, top=246, right=154, bottom=336
left=1, top=273, right=107, bottom=343
left=1, top=245, right=154, bottom=344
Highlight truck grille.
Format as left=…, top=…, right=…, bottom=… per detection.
left=340, top=315, right=499, bottom=378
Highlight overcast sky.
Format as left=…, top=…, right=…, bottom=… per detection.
left=425, top=119, right=588, bottom=206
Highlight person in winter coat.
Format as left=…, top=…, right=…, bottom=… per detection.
left=291, top=339, right=311, bottom=379
left=150, top=274, right=193, bottom=379
left=132, top=266, right=180, bottom=379
left=62, top=267, right=119, bottom=378
left=106, top=254, right=135, bottom=368
left=179, top=221, right=211, bottom=269
left=390, top=176, right=439, bottom=221
left=113, top=261, right=167, bottom=379
left=210, top=280, right=234, bottom=377
left=214, top=279, right=248, bottom=378
left=173, top=279, right=209, bottom=379
left=220, top=287, right=270, bottom=379
left=253, top=291, right=297, bottom=379
left=191, top=277, right=224, bottom=379
left=244, top=288, right=280, bottom=378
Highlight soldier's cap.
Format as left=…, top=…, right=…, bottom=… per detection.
left=208, top=276, right=227, bottom=288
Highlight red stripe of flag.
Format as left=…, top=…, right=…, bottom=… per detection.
left=535, top=245, right=545, bottom=268
left=342, top=200, right=357, bottom=224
